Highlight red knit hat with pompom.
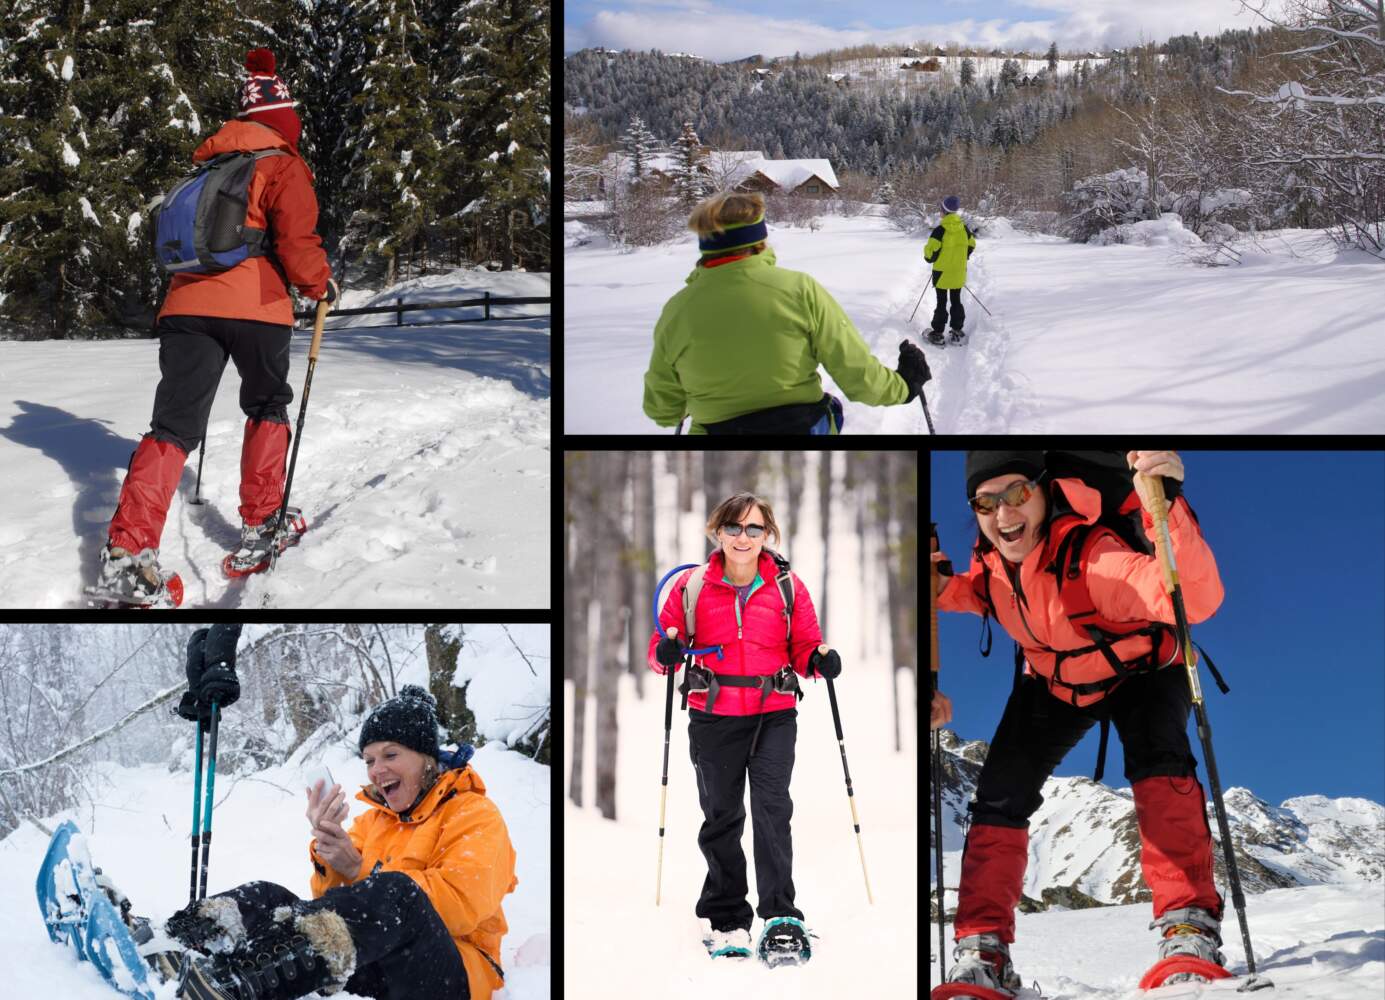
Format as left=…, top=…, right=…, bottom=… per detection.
left=238, top=48, right=302, bottom=148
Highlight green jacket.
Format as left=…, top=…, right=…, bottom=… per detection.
left=923, top=213, right=976, bottom=290
left=642, top=249, right=910, bottom=433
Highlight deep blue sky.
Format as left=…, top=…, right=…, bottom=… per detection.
left=930, top=450, right=1385, bottom=806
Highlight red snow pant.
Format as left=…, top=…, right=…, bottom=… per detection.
left=106, top=316, right=293, bottom=552
left=953, top=669, right=1223, bottom=944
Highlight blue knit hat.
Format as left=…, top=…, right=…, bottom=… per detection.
left=942, top=195, right=961, bottom=213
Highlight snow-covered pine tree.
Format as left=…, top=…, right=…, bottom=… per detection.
left=620, top=115, right=661, bottom=187
left=669, top=122, right=709, bottom=206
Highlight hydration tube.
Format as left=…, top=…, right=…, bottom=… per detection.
left=652, top=563, right=724, bottom=659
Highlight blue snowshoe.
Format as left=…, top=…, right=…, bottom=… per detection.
left=757, top=916, right=814, bottom=968
left=36, top=820, right=160, bottom=999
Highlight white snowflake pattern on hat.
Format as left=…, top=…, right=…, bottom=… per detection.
left=272, top=80, right=292, bottom=100
left=240, top=80, right=260, bottom=108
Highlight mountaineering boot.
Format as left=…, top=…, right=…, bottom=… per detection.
left=1150, top=907, right=1228, bottom=984
left=702, top=925, right=752, bottom=959
left=222, top=507, right=308, bottom=577
left=942, top=933, right=1023, bottom=996
left=927, top=328, right=947, bottom=346
left=90, top=544, right=183, bottom=607
left=176, top=912, right=349, bottom=1000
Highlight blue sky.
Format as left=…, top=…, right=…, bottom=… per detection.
left=565, top=1, right=1266, bottom=61
left=930, top=450, right=1385, bottom=807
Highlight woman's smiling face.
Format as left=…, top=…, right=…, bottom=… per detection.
left=719, top=504, right=766, bottom=571
left=362, top=741, right=430, bottom=812
left=975, top=474, right=1047, bottom=562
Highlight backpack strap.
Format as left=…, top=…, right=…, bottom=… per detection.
left=767, top=549, right=795, bottom=650
left=682, top=562, right=710, bottom=650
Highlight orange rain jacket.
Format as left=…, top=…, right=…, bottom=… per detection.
left=938, top=476, right=1225, bottom=706
left=158, top=119, right=332, bottom=327
left=309, top=763, right=517, bottom=1000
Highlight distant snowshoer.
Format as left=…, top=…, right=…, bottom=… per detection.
left=95, top=47, right=337, bottom=604
left=643, top=191, right=927, bottom=434
left=924, top=195, right=977, bottom=339
left=931, top=451, right=1236, bottom=996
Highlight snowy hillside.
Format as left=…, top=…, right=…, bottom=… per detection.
left=0, top=267, right=550, bottom=608
left=929, top=882, right=1385, bottom=999
left=0, top=746, right=550, bottom=1000
left=564, top=212, right=1385, bottom=433
left=930, top=730, right=1385, bottom=912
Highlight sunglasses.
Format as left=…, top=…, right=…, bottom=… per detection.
left=968, top=473, right=1045, bottom=514
left=721, top=523, right=766, bottom=539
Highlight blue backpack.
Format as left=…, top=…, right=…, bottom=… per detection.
left=151, top=149, right=286, bottom=274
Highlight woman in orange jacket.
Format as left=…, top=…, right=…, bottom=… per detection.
left=931, top=451, right=1230, bottom=996
left=170, top=686, right=517, bottom=1000
left=96, top=47, right=339, bottom=605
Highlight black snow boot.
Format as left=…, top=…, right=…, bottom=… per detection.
left=176, top=915, right=348, bottom=1000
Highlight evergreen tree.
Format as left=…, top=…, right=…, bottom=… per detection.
left=620, top=115, right=660, bottom=186
left=960, top=57, right=975, bottom=87
left=1047, top=42, right=1059, bottom=73
left=669, top=122, right=708, bottom=206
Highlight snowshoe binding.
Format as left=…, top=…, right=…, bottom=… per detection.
left=222, top=507, right=308, bottom=578
left=176, top=919, right=339, bottom=1000
left=930, top=933, right=1023, bottom=1000
left=703, top=925, right=752, bottom=959
left=926, top=328, right=947, bottom=347
left=86, top=544, right=183, bottom=608
left=757, top=916, right=813, bottom=968
left=948, top=327, right=967, bottom=346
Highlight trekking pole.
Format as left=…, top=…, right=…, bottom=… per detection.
left=270, top=298, right=330, bottom=571
left=198, top=701, right=220, bottom=900
left=930, top=523, right=947, bottom=979
left=908, top=278, right=930, bottom=322
left=189, top=441, right=207, bottom=505
left=823, top=672, right=873, bottom=904
left=963, top=285, right=993, bottom=318
left=1137, top=474, right=1273, bottom=994
left=188, top=711, right=205, bottom=903
left=921, top=392, right=935, bottom=434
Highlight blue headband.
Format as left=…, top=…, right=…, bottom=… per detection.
left=698, top=214, right=768, bottom=255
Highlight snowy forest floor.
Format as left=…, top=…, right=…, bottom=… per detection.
left=0, top=743, right=550, bottom=1000
left=0, top=268, right=550, bottom=608
left=563, top=211, right=1385, bottom=433
left=929, top=882, right=1384, bottom=999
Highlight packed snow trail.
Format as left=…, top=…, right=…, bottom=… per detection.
left=0, top=269, right=551, bottom=608
left=929, top=883, right=1383, bottom=999
left=565, top=212, right=1385, bottom=433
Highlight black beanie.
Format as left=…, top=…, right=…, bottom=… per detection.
left=358, top=685, right=441, bottom=759
left=966, top=451, right=1046, bottom=501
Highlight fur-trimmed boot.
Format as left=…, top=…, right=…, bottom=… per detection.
left=176, top=909, right=355, bottom=1000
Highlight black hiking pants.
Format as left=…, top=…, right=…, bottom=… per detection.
left=688, top=707, right=804, bottom=932
left=149, top=315, right=294, bottom=454
left=186, top=873, right=469, bottom=1000
left=931, top=284, right=965, bottom=333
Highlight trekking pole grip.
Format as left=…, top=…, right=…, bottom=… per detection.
left=1134, top=472, right=1177, bottom=594
left=309, top=298, right=329, bottom=363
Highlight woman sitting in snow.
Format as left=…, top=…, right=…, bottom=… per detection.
left=169, top=685, right=517, bottom=1000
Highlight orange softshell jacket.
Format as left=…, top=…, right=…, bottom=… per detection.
left=309, top=764, right=518, bottom=1000
left=938, top=476, right=1224, bottom=706
left=158, top=119, right=331, bottom=326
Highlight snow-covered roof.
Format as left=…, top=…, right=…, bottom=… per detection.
left=731, top=157, right=839, bottom=192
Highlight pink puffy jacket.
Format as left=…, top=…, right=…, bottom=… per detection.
left=647, top=550, right=824, bottom=715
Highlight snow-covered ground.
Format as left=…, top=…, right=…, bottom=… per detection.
left=0, top=745, right=550, bottom=1000
left=929, top=882, right=1385, bottom=998
left=564, top=212, right=1385, bottom=433
left=0, top=268, right=550, bottom=608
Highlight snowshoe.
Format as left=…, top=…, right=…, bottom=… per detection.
left=176, top=919, right=339, bottom=1000
left=222, top=507, right=308, bottom=578
left=948, top=327, right=967, bottom=346
left=756, top=916, right=813, bottom=968
left=1144, top=907, right=1229, bottom=987
left=931, top=933, right=1023, bottom=999
left=926, top=328, right=947, bottom=346
left=702, top=926, right=752, bottom=959
left=86, top=544, right=184, bottom=608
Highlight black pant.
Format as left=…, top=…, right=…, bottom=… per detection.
left=688, top=708, right=804, bottom=931
left=198, top=874, right=469, bottom=1000
left=149, top=315, right=294, bottom=454
left=969, top=668, right=1198, bottom=829
left=931, top=285, right=965, bottom=332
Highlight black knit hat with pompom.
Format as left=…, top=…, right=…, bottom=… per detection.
left=358, top=685, right=441, bottom=759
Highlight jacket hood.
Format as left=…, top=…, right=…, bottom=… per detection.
left=193, top=119, right=292, bottom=162
left=685, top=247, right=778, bottom=285
left=940, top=212, right=965, bottom=232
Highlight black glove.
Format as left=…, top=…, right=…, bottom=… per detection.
left=320, top=278, right=339, bottom=304
left=808, top=647, right=841, bottom=680
left=897, top=340, right=931, bottom=402
left=176, top=626, right=241, bottom=729
left=655, top=635, right=684, bottom=671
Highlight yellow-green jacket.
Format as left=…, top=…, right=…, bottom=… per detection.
left=642, top=249, right=910, bottom=433
left=924, top=213, right=977, bottom=290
